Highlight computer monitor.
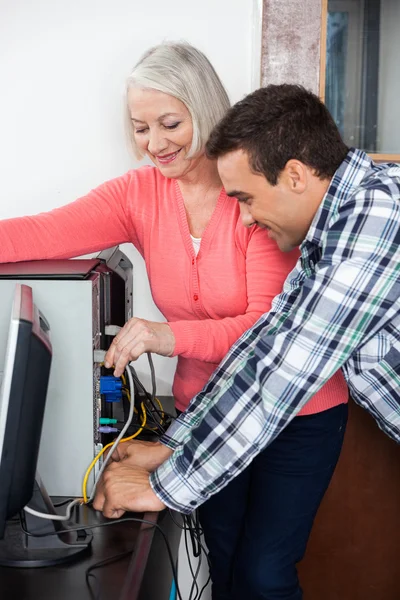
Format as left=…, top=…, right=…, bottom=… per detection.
left=0, top=284, right=92, bottom=567
left=0, top=283, right=52, bottom=536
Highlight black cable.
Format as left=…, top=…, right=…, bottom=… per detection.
left=168, top=509, right=185, bottom=530
left=185, top=526, right=202, bottom=600
left=85, top=548, right=135, bottom=600
left=147, top=352, right=157, bottom=402
left=197, top=574, right=211, bottom=600
left=86, top=574, right=99, bottom=600
left=167, top=510, right=209, bottom=567
left=19, top=515, right=184, bottom=600
left=168, top=509, right=211, bottom=599
left=122, top=373, right=176, bottom=435
left=184, top=526, right=197, bottom=599
left=120, top=377, right=170, bottom=439
left=129, top=371, right=175, bottom=425
left=185, top=513, right=202, bottom=558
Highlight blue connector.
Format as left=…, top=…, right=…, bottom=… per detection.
left=100, top=375, right=122, bottom=402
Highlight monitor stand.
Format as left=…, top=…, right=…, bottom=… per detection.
left=0, top=474, right=93, bottom=567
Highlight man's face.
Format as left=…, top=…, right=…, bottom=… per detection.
left=217, top=149, right=322, bottom=252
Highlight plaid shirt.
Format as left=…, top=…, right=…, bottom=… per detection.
left=150, top=149, right=400, bottom=514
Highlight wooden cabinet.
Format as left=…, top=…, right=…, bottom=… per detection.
left=299, top=398, right=400, bottom=599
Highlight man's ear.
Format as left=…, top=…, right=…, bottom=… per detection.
left=281, top=159, right=308, bottom=193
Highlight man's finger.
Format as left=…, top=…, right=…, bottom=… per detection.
left=102, top=494, right=125, bottom=519
left=92, top=483, right=106, bottom=512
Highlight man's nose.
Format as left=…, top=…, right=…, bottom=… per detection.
left=239, top=203, right=256, bottom=228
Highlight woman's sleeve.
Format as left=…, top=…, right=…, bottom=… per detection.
left=0, top=170, right=145, bottom=262
left=168, top=227, right=300, bottom=363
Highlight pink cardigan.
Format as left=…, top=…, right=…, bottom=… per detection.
left=0, top=166, right=348, bottom=412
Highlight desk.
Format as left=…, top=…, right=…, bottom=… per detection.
left=0, top=505, right=182, bottom=600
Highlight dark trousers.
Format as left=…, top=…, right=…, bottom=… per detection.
left=198, top=404, right=348, bottom=600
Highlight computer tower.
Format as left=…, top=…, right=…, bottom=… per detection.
left=0, top=247, right=132, bottom=496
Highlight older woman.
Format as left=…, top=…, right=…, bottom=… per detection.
left=0, top=43, right=348, bottom=599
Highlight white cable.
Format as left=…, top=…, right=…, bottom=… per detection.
left=88, top=364, right=135, bottom=503
left=24, top=498, right=82, bottom=521
left=23, top=365, right=135, bottom=521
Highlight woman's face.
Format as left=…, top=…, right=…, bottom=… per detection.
left=128, top=87, right=202, bottom=179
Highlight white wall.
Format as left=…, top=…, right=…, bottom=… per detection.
left=0, top=1, right=261, bottom=597
left=378, top=0, right=400, bottom=153
left=0, top=0, right=259, bottom=395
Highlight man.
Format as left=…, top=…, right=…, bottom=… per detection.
left=94, top=85, right=400, bottom=597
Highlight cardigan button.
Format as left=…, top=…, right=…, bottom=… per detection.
left=193, top=294, right=199, bottom=301
left=192, top=258, right=195, bottom=265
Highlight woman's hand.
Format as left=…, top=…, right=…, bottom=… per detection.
left=104, top=318, right=175, bottom=376
left=106, top=439, right=173, bottom=472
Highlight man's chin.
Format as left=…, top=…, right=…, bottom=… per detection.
left=273, top=236, right=294, bottom=253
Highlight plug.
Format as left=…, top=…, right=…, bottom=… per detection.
left=99, top=417, right=118, bottom=425
left=98, top=426, right=119, bottom=434
left=100, top=376, right=122, bottom=402
left=105, top=325, right=122, bottom=336
left=93, top=349, right=107, bottom=363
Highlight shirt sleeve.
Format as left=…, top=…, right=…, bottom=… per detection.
left=168, top=225, right=299, bottom=363
left=0, top=170, right=148, bottom=263
left=150, top=189, right=400, bottom=513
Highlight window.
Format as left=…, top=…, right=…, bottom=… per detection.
left=322, top=0, right=400, bottom=160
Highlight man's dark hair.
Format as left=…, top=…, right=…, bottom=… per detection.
left=206, top=84, right=349, bottom=185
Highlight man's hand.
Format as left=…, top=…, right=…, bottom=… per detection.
left=106, top=439, right=173, bottom=472
left=104, top=318, right=175, bottom=376
left=93, top=463, right=166, bottom=518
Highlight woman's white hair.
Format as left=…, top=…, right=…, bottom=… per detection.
left=126, top=42, right=230, bottom=159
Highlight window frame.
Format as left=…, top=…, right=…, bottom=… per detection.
left=320, top=0, right=400, bottom=162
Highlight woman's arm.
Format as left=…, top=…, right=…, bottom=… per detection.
left=0, top=170, right=145, bottom=263
left=168, top=227, right=299, bottom=363
left=103, top=224, right=299, bottom=373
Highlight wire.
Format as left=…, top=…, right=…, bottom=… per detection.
left=20, top=515, right=183, bottom=600
left=127, top=368, right=171, bottom=433
left=147, top=352, right=157, bottom=402
left=53, top=497, right=74, bottom=507
left=24, top=498, right=81, bottom=521
left=197, top=575, right=211, bottom=600
left=167, top=509, right=211, bottom=600
left=186, top=513, right=202, bottom=558
left=82, top=365, right=156, bottom=504
left=87, top=365, right=136, bottom=504
left=86, top=548, right=135, bottom=600
left=185, top=525, right=202, bottom=600
left=82, top=403, right=147, bottom=503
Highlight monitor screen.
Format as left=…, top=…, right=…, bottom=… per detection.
left=0, top=284, right=52, bottom=539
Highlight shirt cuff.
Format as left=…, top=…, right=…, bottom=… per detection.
left=149, top=451, right=215, bottom=514
left=168, top=320, right=204, bottom=358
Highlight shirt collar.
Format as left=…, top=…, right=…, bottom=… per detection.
left=302, top=148, right=373, bottom=248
